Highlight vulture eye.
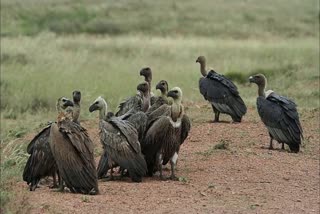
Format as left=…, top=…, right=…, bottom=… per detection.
left=62, top=98, right=66, bottom=102
left=173, top=90, right=178, bottom=93
left=162, top=82, right=165, bottom=85
left=95, top=101, right=99, bottom=105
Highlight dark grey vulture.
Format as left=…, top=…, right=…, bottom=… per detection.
left=196, top=56, right=247, bottom=122
left=23, top=91, right=81, bottom=191
left=146, top=80, right=170, bottom=116
left=140, top=67, right=156, bottom=106
left=249, top=74, right=303, bottom=152
left=89, top=96, right=147, bottom=182
left=49, top=97, right=99, bottom=194
left=115, top=81, right=150, bottom=116
left=142, top=87, right=191, bottom=180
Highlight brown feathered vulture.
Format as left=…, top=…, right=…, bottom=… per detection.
left=23, top=91, right=81, bottom=191
left=142, top=87, right=191, bottom=180
left=249, top=74, right=303, bottom=152
left=89, top=96, right=147, bottom=182
left=196, top=56, right=247, bottom=122
left=115, top=81, right=150, bottom=116
left=49, top=97, right=99, bottom=194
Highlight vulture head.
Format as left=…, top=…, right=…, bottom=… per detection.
left=156, top=80, right=169, bottom=95
left=89, top=96, right=108, bottom=113
left=137, top=81, right=150, bottom=95
left=249, top=74, right=267, bottom=87
left=249, top=74, right=268, bottom=97
left=196, top=56, right=206, bottom=64
left=140, top=67, right=152, bottom=82
left=167, top=87, right=182, bottom=103
left=56, top=97, right=73, bottom=111
left=72, top=90, right=81, bottom=104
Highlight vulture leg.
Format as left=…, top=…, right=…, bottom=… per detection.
left=211, top=105, right=220, bottom=122
left=50, top=172, right=58, bottom=189
left=268, top=135, right=274, bottom=150
left=157, top=153, right=165, bottom=180
left=169, top=152, right=179, bottom=181
left=281, top=143, right=285, bottom=150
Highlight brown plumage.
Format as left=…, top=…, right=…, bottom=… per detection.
left=146, top=80, right=170, bottom=116
left=140, top=67, right=156, bottom=106
left=89, top=96, right=147, bottom=182
left=115, top=82, right=150, bottom=116
left=50, top=97, right=98, bottom=194
left=142, top=87, right=191, bottom=179
left=23, top=93, right=80, bottom=191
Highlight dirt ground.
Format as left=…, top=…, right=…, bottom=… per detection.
left=9, top=107, right=320, bottom=214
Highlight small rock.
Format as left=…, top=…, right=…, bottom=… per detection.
left=200, top=192, right=207, bottom=196
left=296, top=199, right=302, bottom=202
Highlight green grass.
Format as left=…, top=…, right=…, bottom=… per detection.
left=0, top=0, right=319, bottom=212
left=1, top=0, right=319, bottom=38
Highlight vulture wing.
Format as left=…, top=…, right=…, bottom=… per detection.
left=50, top=122, right=98, bottom=194
left=146, top=96, right=169, bottom=116
left=100, top=120, right=147, bottom=179
left=23, top=124, right=56, bottom=190
left=180, top=114, right=191, bottom=145
left=116, top=93, right=143, bottom=116
left=199, top=72, right=247, bottom=119
left=257, top=92, right=303, bottom=152
left=145, top=104, right=171, bottom=131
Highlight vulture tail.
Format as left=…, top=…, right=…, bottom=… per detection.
left=97, top=151, right=109, bottom=179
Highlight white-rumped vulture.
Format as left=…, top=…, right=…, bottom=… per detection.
left=142, top=87, right=191, bottom=180
left=23, top=91, right=81, bottom=191
left=89, top=96, right=147, bottom=182
left=115, top=81, right=150, bottom=116
left=196, top=56, right=247, bottom=122
left=249, top=74, right=303, bottom=152
left=146, top=80, right=170, bottom=116
left=49, top=97, right=99, bottom=194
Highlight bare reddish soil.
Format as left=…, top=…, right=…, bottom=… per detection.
left=8, top=107, right=320, bottom=214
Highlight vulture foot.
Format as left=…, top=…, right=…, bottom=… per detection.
left=169, top=175, right=179, bottom=181
left=49, top=184, right=59, bottom=189
left=281, top=143, right=285, bottom=150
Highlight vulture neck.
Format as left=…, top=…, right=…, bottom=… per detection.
left=72, top=103, right=80, bottom=123
left=99, top=103, right=108, bottom=120
left=160, top=90, right=167, bottom=98
left=200, top=61, right=208, bottom=77
left=258, top=81, right=267, bottom=98
left=142, top=91, right=150, bottom=112
left=171, top=100, right=182, bottom=122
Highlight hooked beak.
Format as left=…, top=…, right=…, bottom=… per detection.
left=63, top=100, right=74, bottom=108
left=248, top=76, right=254, bottom=83
left=196, top=59, right=199, bottom=63
left=89, top=104, right=98, bottom=112
left=167, top=90, right=178, bottom=99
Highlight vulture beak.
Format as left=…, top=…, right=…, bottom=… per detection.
left=167, top=90, right=178, bottom=99
left=89, top=104, right=98, bottom=112
left=64, top=100, right=74, bottom=108
left=156, top=82, right=162, bottom=90
left=248, top=76, right=254, bottom=83
left=196, top=59, right=199, bottom=63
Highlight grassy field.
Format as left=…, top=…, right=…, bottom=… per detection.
left=1, top=0, right=319, bottom=212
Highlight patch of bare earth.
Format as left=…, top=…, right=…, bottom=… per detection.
left=11, top=107, right=320, bottom=214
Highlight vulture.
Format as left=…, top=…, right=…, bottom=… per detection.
left=140, top=67, right=156, bottom=105
left=89, top=96, right=147, bottom=182
left=23, top=90, right=81, bottom=191
left=196, top=56, right=247, bottom=122
left=249, top=74, right=303, bottom=152
left=142, top=87, right=191, bottom=180
left=146, top=80, right=170, bottom=116
left=115, top=82, right=150, bottom=116
left=49, top=97, right=99, bottom=194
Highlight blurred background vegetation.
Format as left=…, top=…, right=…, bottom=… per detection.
left=1, top=0, right=319, bottom=211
